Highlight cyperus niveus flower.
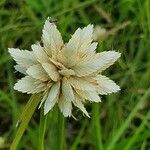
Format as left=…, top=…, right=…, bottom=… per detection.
left=9, top=18, right=120, bottom=117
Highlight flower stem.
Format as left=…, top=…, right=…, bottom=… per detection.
left=38, top=107, right=47, bottom=150
left=92, top=103, right=103, bottom=150
left=57, top=113, right=65, bottom=150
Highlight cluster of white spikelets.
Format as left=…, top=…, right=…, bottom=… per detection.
left=9, top=18, right=121, bottom=117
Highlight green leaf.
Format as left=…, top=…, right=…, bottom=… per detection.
left=123, top=111, right=150, bottom=150
left=70, top=120, right=87, bottom=150
left=10, top=94, right=41, bottom=150
left=106, top=89, right=150, bottom=150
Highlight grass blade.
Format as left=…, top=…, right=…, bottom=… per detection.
left=123, top=111, right=150, bottom=150
left=70, top=120, right=87, bottom=150
left=106, top=89, right=150, bottom=150
left=10, top=94, right=41, bottom=150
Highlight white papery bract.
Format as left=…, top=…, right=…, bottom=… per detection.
left=9, top=18, right=121, bottom=117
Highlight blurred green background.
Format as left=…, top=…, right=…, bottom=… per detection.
left=0, top=0, right=150, bottom=149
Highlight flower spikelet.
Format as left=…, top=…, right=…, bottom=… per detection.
left=9, top=18, right=121, bottom=117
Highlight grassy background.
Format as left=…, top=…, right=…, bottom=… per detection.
left=0, top=0, right=150, bottom=149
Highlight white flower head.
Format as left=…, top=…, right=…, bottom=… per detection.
left=9, top=18, right=121, bottom=117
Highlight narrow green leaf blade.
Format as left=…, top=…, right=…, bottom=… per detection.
left=10, top=94, right=41, bottom=150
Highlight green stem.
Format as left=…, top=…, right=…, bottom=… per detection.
left=10, top=94, right=41, bottom=150
left=57, top=113, right=65, bottom=150
left=92, top=103, right=103, bottom=150
left=38, top=108, right=47, bottom=150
